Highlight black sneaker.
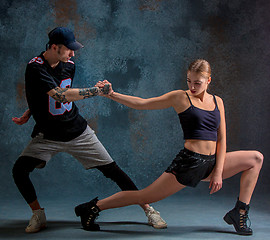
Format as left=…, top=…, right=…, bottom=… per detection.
left=223, top=199, right=252, bottom=235
left=75, top=197, right=100, bottom=231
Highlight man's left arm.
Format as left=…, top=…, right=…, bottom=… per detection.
left=12, top=109, right=31, bottom=125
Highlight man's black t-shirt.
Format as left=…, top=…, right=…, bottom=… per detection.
left=25, top=52, right=87, bottom=141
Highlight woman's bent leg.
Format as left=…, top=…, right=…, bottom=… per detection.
left=204, top=150, right=263, bottom=203
left=205, top=150, right=263, bottom=235
left=222, top=150, right=263, bottom=204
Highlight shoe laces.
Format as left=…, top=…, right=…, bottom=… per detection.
left=86, top=208, right=99, bottom=226
left=28, top=214, right=40, bottom=227
left=146, top=207, right=159, bottom=216
left=146, top=208, right=166, bottom=224
left=239, top=212, right=251, bottom=229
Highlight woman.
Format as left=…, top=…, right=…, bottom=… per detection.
left=75, top=59, right=263, bottom=235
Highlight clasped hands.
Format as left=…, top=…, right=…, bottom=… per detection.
left=95, top=80, right=114, bottom=96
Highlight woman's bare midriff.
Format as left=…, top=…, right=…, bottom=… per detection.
left=184, top=139, right=216, bottom=155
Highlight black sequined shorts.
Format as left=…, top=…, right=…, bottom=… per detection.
left=165, top=148, right=216, bottom=187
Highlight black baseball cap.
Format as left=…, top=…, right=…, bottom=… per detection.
left=48, top=27, right=83, bottom=51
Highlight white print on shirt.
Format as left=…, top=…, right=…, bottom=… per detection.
left=29, top=57, right=44, bottom=64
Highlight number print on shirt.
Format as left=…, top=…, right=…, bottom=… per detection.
left=49, top=78, right=72, bottom=115
left=28, top=57, right=44, bottom=64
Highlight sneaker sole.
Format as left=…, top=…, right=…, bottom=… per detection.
left=83, top=224, right=100, bottom=231
left=25, top=224, right=46, bottom=233
left=148, top=222, right=167, bottom=229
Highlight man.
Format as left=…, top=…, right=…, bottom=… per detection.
left=12, top=27, right=166, bottom=233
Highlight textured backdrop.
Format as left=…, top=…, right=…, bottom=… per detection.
left=0, top=0, right=269, bottom=201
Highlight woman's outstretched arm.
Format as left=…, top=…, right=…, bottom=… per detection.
left=97, top=80, right=185, bottom=111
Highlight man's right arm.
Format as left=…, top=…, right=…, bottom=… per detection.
left=47, top=86, right=102, bottom=103
left=12, top=86, right=103, bottom=125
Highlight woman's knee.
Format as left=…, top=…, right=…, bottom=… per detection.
left=245, top=151, right=264, bottom=171
left=252, top=151, right=264, bottom=169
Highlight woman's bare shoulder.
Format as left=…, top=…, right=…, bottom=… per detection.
left=168, top=89, right=187, bottom=98
left=214, top=95, right=223, bottom=103
left=169, top=90, right=190, bottom=113
left=214, top=95, right=224, bottom=109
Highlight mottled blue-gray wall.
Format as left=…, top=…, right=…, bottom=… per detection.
left=0, top=0, right=269, bottom=201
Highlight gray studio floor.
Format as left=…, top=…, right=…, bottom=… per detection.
left=0, top=193, right=269, bottom=240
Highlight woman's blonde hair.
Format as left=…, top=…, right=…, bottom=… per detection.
left=187, top=59, right=211, bottom=79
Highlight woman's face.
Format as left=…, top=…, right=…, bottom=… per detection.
left=186, top=71, right=211, bottom=96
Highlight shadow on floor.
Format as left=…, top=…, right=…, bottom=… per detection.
left=0, top=219, right=238, bottom=239
left=0, top=219, right=79, bottom=234
left=100, top=223, right=238, bottom=237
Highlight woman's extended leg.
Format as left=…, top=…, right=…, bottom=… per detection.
left=96, top=162, right=167, bottom=228
left=97, top=172, right=185, bottom=210
left=74, top=172, right=185, bottom=231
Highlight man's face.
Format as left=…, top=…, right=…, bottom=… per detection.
left=56, top=44, right=75, bottom=62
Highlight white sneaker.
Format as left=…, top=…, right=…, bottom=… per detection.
left=145, top=206, right=167, bottom=229
left=25, top=208, right=46, bottom=233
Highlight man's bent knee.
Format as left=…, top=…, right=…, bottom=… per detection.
left=12, top=156, right=46, bottom=180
